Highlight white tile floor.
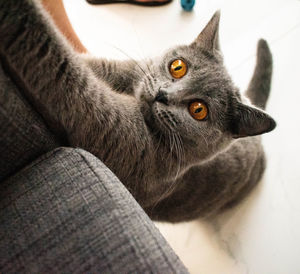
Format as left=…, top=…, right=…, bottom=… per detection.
left=64, top=0, right=300, bottom=273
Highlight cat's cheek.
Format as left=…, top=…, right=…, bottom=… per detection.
left=182, top=137, right=198, bottom=148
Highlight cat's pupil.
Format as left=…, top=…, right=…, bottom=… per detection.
left=195, top=107, right=203, bottom=113
left=174, top=66, right=182, bottom=71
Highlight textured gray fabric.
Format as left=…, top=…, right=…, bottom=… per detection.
left=0, top=147, right=188, bottom=273
left=0, top=61, right=59, bottom=181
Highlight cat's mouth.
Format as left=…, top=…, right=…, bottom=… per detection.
left=140, top=100, right=172, bottom=135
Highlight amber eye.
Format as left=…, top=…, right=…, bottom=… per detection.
left=169, top=59, right=187, bottom=79
left=188, top=101, right=208, bottom=120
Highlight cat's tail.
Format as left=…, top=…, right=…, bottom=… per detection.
left=246, top=39, right=273, bottom=110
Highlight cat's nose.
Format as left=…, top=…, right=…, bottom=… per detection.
left=155, top=90, right=168, bottom=105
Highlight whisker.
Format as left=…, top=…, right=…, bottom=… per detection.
left=108, top=44, right=148, bottom=78
left=144, top=59, right=155, bottom=80
left=153, top=132, right=163, bottom=154
left=199, top=130, right=209, bottom=148
left=167, top=130, right=174, bottom=176
left=154, top=131, right=183, bottom=206
left=174, top=133, right=183, bottom=179
left=130, top=25, right=157, bottom=81
left=177, top=134, right=185, bottom=166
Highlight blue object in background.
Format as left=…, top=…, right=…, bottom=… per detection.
left=181, top=0, right=195, bottom=11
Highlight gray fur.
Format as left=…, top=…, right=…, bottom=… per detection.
left=0, top=1, right=276, bottom=222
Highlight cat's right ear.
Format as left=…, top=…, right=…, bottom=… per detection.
left=192, top=11, right=221, bottom=52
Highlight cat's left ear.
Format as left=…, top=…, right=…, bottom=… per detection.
left=230, top=102, right=276, bottom=138
left=192, top=11, right=220, bottom=52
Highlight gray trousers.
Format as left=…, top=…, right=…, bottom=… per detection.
left=0, top=148, right=188, bottom=273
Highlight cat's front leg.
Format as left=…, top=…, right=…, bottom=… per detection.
left=83, top=56, right=141, bottom=95
left=0, top=0, right=153, bottom=186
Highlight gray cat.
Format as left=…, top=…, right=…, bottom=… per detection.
left=0, top=1, right=276, bottom=222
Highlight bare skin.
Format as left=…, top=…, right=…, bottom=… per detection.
left=42, top=0, right=168, bottom=53
left=42, top=0, right=87, bottom=53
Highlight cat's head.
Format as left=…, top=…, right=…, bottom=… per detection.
left=135, top=11, right=276, bottom=165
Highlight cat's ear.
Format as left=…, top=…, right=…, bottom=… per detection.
left=230, top=102, right=276, bottom=138
left=192, top=11, right=221, bottom=52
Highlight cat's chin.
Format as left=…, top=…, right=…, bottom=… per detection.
left=134, top=90, right=157, bottom=130
left=136, top=97, right=156, bottom=131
